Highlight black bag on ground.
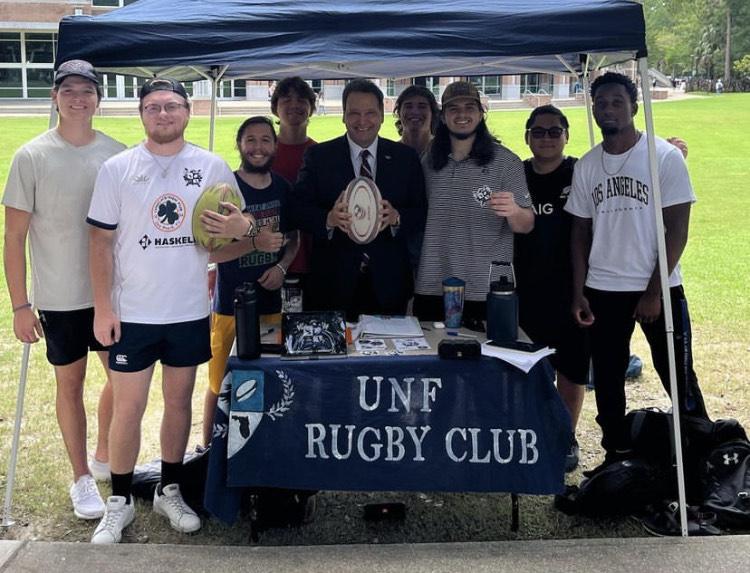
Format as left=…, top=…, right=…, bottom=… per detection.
left=241, top=488, right=316, bottom=535
left=131, top=445, right=211, bottom=514
left=701, top=439, right=750, bottom=529
left=554, top=458, right=672, bottom=517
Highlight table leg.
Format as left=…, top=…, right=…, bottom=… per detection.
left=511, top=493, right=520, bottom=531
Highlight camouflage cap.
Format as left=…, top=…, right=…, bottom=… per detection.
left=441, top=81, right=482, bottom=107
left=54, top=60, right=99, bottom=86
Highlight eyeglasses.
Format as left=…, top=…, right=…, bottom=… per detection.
left=527, top=127, right=566, bottom=139
left=143, top=102, right=187, bottom=115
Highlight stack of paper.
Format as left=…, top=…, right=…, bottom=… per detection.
left=354, top=315, right=424, bottom=339
left=481, top=341, right=555, bottom=373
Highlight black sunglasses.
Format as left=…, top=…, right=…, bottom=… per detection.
left=527, top=127, right=566, bottom=139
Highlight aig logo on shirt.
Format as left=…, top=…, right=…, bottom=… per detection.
left=151, top=193, right=186, bottom=232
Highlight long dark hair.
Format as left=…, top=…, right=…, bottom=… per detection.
left=429, top=118, right=499, bottom=171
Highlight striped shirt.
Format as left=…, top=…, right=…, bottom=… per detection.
left=415, top=143, right=531, bottom=301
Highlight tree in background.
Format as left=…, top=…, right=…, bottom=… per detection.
left=645, top=0, right=749, bottom=86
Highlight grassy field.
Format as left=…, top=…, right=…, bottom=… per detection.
left=0, top=93, right=748, bottom=544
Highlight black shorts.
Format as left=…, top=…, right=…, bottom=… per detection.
left=518, top=292, right=590, bottom=385
left=38, top=307, right=107, bottom=366
left=109, top=316, right=211, bottom=372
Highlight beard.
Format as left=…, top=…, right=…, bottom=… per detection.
left=599, top=125, right=619, bottom=136
left=449, top=129, right=476, bottom=141
left=241, top=154, right=275, bottom=174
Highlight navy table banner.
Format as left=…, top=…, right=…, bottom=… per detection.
left=205, top=355, right=571, bottom=523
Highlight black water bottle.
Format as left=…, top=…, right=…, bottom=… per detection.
left=235, top=282, right=260, bottom=360
left=486, top=262, right=518, bottom=344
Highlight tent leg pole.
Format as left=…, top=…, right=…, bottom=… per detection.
left=48, top=102, right=58, bottom=130
left=581, top=58, right=595, bottom=148
left=2, top=343, right=32, bottom=528
left=209, top=77, right=218, bottom=152
left=637, top=55, right=689, bottom=538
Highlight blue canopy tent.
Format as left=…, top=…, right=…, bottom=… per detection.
left=3, top=0, right=693, bottom=537
left=53, top=0, right=647, bottom=81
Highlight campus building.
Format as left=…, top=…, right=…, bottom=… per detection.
left=0, top=0, right=578, bottom=109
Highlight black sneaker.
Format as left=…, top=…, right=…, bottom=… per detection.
left=565, top=438, right=580, bottom=473
left=640, top=502, right=721, bottom=537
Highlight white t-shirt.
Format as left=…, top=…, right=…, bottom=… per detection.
left=87, top=142, right=237, bottom=324
left=564, top=135, right=695, bottom=291
left=2, top=129, right=126, bottom=310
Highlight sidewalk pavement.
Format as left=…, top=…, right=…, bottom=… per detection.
left=1, top=535, right=748, bottom=573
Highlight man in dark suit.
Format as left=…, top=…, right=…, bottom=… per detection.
left=291, top=79, right=426, bottom=320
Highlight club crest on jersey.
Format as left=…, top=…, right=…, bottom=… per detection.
left=183, top=168, right=203, bottom=187
left=151, top=193, right=186, bottom=232
left=473, top=185, right=492, bottom=207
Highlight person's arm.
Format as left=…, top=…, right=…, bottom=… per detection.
left=489, top=192, right=534, bottom=233
left=3, top=207, right=43, bottom=343
left=570, top=215, right=595, bottom=327
left=290, top=147, right=343, bottom=240
left=634, top=202, right=691, bottom=323
left=89, top=226, right=120, bottom=346
left=257, top=230, right=299, bottom=291
left=200, top=201, right=257, bottom=240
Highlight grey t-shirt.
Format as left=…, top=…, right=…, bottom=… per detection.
left=416, top=143, right=531, bottom=301
left=2, top=129, right=126, bottom=310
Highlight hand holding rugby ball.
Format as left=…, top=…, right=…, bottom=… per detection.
left=192, top=182, right=244, bottom=251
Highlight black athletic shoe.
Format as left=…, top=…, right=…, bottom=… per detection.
left=565, top=438, right=580, bottom=473
left=640, top=502, right=721, bottom=537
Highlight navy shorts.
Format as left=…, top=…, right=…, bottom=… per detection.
left=38, top=307, right=107, bottom=366
left=108, top=316, right=211, bottom=372
left=518, top=290, right=590, bottom=386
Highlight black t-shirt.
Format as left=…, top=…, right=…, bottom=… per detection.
left=514, top=156, right=577, bottom=292
left=213, top=172, right=290, bottom=316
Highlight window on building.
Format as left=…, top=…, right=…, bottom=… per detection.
left=0, top=33, right=22, bottom=64
left=102, top=73, right=118, bottom=98
left=25, top=33, right=56, bottom=64
left=233, top=80, right=246, bottom=98
left=26, top=68, right=54, bottom=98
left=386, top=79, right=395, bottom=97
left=93, top=0, right=140, bottom=7
left=468, top=76, right=502, bottom=97
left=520, top=73, right=553, bottom=95
left=0, top=68, right=22, bottom=98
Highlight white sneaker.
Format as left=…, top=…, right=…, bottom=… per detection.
left=89, top=457, right=111, bottom=482
left=69, top=474, right=105, bottom=519
left=153, top=483, right=201, bottom=533
left=91, top=496, right=135, bottom=544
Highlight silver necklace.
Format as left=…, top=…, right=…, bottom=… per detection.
left=146, top=148, right=180, bottom=178
left=601, top=132, right=641, bottom=177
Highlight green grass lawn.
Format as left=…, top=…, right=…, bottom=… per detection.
left=0, top=93, right=748, bottom=543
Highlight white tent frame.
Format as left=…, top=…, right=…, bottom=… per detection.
left=3, top=26, right=691, bottom=542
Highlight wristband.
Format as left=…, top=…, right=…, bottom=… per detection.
left=13, top=302, right=32, bottom=313
left=275, top=263, right=287, bottom=275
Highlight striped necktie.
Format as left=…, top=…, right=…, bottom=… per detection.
left=359, top=149, right=373, bottom=179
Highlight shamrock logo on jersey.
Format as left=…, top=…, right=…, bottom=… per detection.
left=151, top=193, right=186, bottom=232
left=158, top=199, right=180, bottom=225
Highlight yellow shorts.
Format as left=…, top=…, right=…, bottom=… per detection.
left=207, top=312, right=280, bottom=395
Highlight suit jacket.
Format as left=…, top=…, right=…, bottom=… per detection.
left=289, top=135, right=426, bottom=314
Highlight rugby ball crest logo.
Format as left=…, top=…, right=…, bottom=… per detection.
left=473, top=184, right=492, bottom=207
left=151, top=193, right=186, bottom=232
